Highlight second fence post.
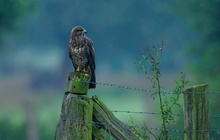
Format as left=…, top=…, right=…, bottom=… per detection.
left=183, top=84, right=209, bottom=140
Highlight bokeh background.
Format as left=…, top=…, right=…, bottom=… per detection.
left=0, top=0, right=220, bottom=139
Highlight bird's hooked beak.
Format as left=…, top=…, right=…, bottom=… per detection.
left=83, top=29, right=87, bottom=34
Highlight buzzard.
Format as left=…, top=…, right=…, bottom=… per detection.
left=69, top=26, right=96, bottom=89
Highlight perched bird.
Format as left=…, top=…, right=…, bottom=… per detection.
left=69, top=26, right=96, bottom=89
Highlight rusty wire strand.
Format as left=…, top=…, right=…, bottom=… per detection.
left=71, top=80, right=220, bottom=94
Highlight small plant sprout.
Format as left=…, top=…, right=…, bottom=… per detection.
left=135, top=42, right=188, bottom=139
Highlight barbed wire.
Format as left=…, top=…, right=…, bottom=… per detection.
left=68, top=80, right=220, bottom=116
left=67, top=79, right=220, bottom=119
left=111, top=110, right=220, bottom=119
left=70, top=79, right=220, bottom=94
left=92, top=81, right=155, bottom=93
left=63, top=79, right=220, bottom=139
left=94, top=81, right=220, bottom=94
left=60, top=118, right=220, bottom=134
left=112, top=110, right=161, bottom=116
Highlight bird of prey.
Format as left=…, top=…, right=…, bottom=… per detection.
left=69, top=26, right=96, bottom=89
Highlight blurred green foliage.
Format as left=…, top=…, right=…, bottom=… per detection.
left=35, top=98, right=61, bottom=140
left=0, top=93, right=61, bottom=140
left=0, top=0, right=31, bottom=45
left=171, top=0, right=220, bottom=89
left=0, top=108, right=25, bottom=140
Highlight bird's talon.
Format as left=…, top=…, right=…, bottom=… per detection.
left=82, top=68, right=87, bottom=73
left=76, top=67, right=80, bottom=72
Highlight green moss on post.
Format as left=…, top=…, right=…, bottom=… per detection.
left=65, top=72, right=91, bottom=95
left=55, top=72, right=144, bottom=140
left=92, top=125, right=106, bottom=140
left=92, top=95, right=144, bottom=140
left=55, top=94, right=93, bottom=140
left=183, top=84, right=209, bottom=140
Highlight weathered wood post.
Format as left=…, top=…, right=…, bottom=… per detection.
left=55, top=71, right=144, bottom=140
left=65, top=72, right=91, bottom=95
left=183, top=84, right=209, bottom=140
left=92, top=95, right=143, bottom=140
left=55, top=72, right=93, bottom=140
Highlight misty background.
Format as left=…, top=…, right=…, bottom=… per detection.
left=0, top=0, right=219, bottom=139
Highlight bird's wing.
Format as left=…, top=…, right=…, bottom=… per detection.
left=68, top=39, right=73, bottom=59
left=68, top=38, right=77, bottom=70
left=85, top=36, right=96, bottom=88
left=86, top=37, right=95, bottom=70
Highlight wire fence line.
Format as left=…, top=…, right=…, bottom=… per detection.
left=69, top=80, right=220, bottom=117
left=72, top=80, right=220, bottom=94
left=94, top=81, right=220, bottom=94
left=65, top=79, right=220, bottom=137
left=60, top=118, right=220, bottom=134
left=111, top=110, right=220, bottom=119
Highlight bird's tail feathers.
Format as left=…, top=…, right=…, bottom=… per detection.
left=89, top=71, right=96, bottom=89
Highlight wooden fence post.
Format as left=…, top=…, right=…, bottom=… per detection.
left=92, top=95, right=143, bottom=140
left=55, top=71, right=144, bottom=140
left=55, top=72, right=93, bottom=140
left=183, top=84, right=209, bottom=140
left=54, top=94, right=93, bottom=140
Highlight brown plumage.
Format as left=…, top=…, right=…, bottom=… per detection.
left=69, top=26, right=96, bottom=89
